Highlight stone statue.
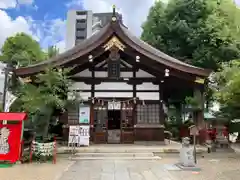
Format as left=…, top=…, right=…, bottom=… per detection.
left=179, top=137, right=195, bottom=167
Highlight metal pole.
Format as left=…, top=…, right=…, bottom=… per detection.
left=193, top=135, right=197, bottom=164
left=2, top=64, right=10, bottom=112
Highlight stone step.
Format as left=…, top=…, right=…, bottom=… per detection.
left=74, top=152, right=154, bottom=157
left=63, top=147, right=206, bottom=154
left=70, top=156, right=162, bottom=160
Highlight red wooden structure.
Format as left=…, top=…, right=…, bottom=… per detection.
left=0, top=112, right=27, bottom=163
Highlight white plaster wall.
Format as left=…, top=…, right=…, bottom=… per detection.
left=79, top=92, right=91, bottom=100
left=70, top=82, right=91, bottom=90
left=95, top=92, right=133, bottom=98
left=76, top=69, right=91, bottom=77
left=95, top=71, right=107, bottom=77
left=137, top=92, right=159, bottom=100
left=95, top=82, right=132, bottom=90
left=121, top=72, right=133, bottom=78
left=137, top=83, right=159, bottom=91
left=136, top=70, right=154, bottom=77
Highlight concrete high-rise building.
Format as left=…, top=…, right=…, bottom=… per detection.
left=66, top=10, right=122, bottom=50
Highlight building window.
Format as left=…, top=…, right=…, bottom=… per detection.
left=76, top=36, right=85, bottom=40
left=137, top=104, right=160, bottom=124
left=76, top=28, right=85, bottom=31
left=76, top=11, right=87, bottom=16
left=108, top=61, right=120, bottom=78
left=76, top=19, right=86, bottom=23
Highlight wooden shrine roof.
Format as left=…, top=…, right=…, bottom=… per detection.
left=15, top=14, right=211, bottom=78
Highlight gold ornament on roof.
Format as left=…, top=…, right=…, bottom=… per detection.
left=195, top=77, right=204, bottom=84
left=22, top=77, right=32, bottom=83
left=103, top=36, right=126, bottom=51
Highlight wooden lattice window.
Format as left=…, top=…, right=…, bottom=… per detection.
left=137, top=104, right=160, bottom=124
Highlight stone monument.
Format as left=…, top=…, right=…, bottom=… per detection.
left=179, top=137, right=195, bottom=167
left=176, top=137, right=201, bottom=171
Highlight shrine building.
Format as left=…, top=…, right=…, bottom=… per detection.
left=14, top=7, right=211, bottom=144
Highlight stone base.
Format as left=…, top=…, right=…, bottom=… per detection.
left=175, top=163, right=201, bottom=171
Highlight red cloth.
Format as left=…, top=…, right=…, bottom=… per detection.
left=223, top=127, right=228, bottom=137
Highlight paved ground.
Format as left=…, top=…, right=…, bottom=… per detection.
left=58, top=153, right=240, bottom=180
left=2, top=153, right=240, bottom=180
left=0, top=158, right=72, bottom=180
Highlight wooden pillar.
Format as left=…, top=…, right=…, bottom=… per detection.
left=194, top=87, right=204, bottom=128
left=90, top=65, right=95, bottom=142
left=133, top=66, right=137, bottom=125
left=173, top=102, right=182, bottom=125
left=159, top=85, right=165, bottom=125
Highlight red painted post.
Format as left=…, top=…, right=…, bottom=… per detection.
left=29, top=140, right=33, bottom=163
left=53, top=136, right=57, bottom=164
left=20, top=140, right=24, bottom=164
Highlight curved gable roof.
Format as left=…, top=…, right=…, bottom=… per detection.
left=15, top=18, right=211, bottom=77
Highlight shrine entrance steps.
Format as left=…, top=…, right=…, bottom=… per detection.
left=59, top=141, right=207, bottom=154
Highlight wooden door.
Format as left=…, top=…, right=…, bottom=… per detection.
left=93, top=105, right=107, bottom=144
left=121, top=105, right=134, bottom=143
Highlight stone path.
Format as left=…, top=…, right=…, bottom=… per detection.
left=58, top=153, right=240, bottom=180
left=2, top=152, right=240, bottom=180
left=58, top=159, right=177, bottom=180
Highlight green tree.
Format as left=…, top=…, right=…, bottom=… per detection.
left=141, top=0, right=240, bottom=70
left=46, top=46, right=59, bottom=59
left=212, top=60, right=240, bottom=119
left=0, top=33, right=44, bottom=67
left=15, top=67, right=75, bottom=137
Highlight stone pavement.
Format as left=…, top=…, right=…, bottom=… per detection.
left=2, top=152, right=240, bottom=180
left=0, top=158, right=73, bottom=180
left=58, top=159, right=178, bottom=180
left=58, top=153, right=240, bottom=180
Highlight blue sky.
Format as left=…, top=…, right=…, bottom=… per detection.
left=0, top=0, right=158, bottom=52
left=0, top=0, right=239, bottom=53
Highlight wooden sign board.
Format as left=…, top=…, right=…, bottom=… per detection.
left=189, top=125, right=199, bottom=136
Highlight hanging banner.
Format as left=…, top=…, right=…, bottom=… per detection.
left=108, top=101, right=121, bottom=110
left=79, top=105, right=90, bottom=124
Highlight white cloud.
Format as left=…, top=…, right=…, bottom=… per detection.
left=67, top=0, right=156, bottom=36
left=0, top=10, right=34, bottom=49
left=0, top=9, right=65, bottom=55
left=0, top=0, right=17, bottom=9
left=56, top=40, right=65, bottom=53
left=18, top=0, right=34, bottom=5
left=38, top=18, right=66, bottom=51
left=0, top=0, right=34, bottom=9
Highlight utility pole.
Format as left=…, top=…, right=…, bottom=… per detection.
left=2, top=64, right=11, bottom=111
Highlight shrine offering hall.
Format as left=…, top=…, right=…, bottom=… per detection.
left=15, top=10, right=211, bottom=144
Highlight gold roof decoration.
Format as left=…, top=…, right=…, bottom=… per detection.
left=103, top=36, right=126, bottom=51
left=22, top=77, right=32, bottom=83
left=195, top=77, right=205, bottom=84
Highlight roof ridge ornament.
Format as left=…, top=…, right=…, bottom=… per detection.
left=103, top=36, right=126, bottom=51
left=112, top=5, right=117, bottom=22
